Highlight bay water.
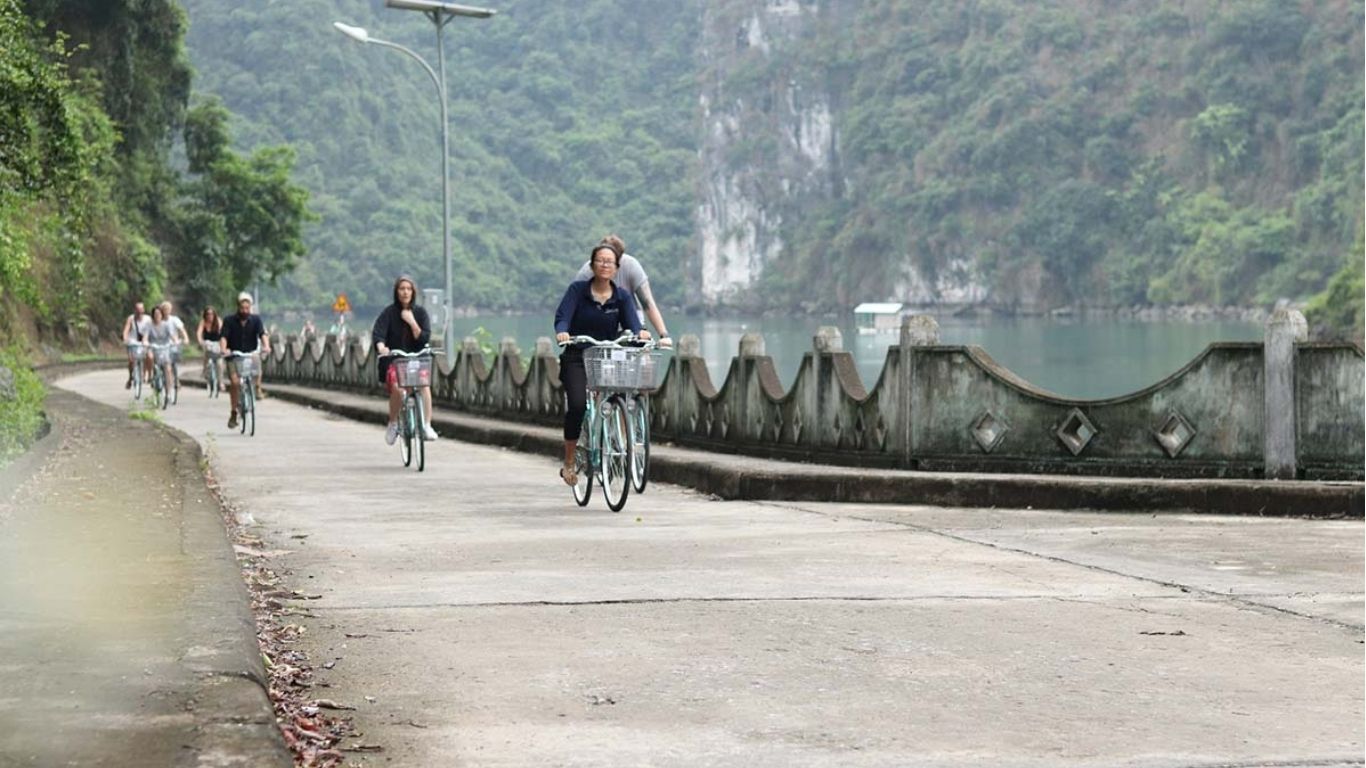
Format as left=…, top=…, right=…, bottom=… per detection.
left=422, top=314, right=1265, bottom=400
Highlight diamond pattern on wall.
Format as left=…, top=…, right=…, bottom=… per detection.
left=971, top=410, right=1010, bottom=454
left=1153, top=410, right=1197, bottom=458
left=1055, top=408, right=1098, bottom=456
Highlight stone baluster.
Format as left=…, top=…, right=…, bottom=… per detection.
left=809, top=327, right=843, bottom=449
left=672, top=334, right=703, bottom=441
left=1264, top=308, right=1307, bottom=480
left=499, top=337, right=521, bottom=410
left=737, top=333, right=766, bottom=442
left=899, top=314, right=940, bottom=468
left=534, top=337, right=556, bottom=417
left=460, top=336, right=483, bottom=408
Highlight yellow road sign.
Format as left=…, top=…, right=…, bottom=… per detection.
left=332, top=293, right=351, bottom=313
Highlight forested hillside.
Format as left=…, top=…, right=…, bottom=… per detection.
left=756, top=0, right=1364, bottom=313
left=0, top=0, right=312, bottom=344
left=180, top=0, right=700, bottom=311
left=180, top=0, right=1361, bottom=325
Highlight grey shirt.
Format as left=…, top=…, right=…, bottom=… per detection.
left=575, top=253, right=650, bottom=313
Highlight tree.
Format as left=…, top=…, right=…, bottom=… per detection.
left=172, top=98, right=315, bottom=313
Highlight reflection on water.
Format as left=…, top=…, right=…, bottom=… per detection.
left=347, top=312, right=1263, bottom=400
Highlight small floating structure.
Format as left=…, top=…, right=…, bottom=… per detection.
left=853, top=302, right=904, bottom=335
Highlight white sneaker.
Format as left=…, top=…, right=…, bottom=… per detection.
left=422, top=423, right=439, bottom=440
left=385, top=422, right=399, bottom=445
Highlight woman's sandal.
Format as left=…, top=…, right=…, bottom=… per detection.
left=559, top=466, right=578, bottom=486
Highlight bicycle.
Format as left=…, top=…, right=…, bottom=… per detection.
left=559, top=334, right=656, bottom=512
left=229, top=351, right=258, bottom=436
left=203, top=344, right=223, bottom=398
left=148, top=343, right=177, bottom=410
left=126, top=342, right=145, bottom=400
left=382, top=348, right=440, bottom=472
left=622, top=339, right=670, bottom=494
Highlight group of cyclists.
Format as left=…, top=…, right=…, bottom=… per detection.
left=120, top=232, right=672, bottom=493
left=120, top=292, right=271, bottom=425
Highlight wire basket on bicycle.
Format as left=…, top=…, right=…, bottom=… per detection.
left=231, top=354, right=257, bottom=378
left=393, top=355, right=434, bottom=388
left=583, top=346, right=659, bottom=392
left=151, top=344, right=176, bottom=367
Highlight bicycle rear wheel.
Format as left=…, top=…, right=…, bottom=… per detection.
left=628, top=396, right=650, bottom=494
left=601, top=397, right=631, bottom=512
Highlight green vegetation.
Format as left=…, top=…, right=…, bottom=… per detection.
left=1305, top=237, right=1365, bottom=341
left=759, top=0, right=1363, bottom=313
left=180, top=0, right=699, bottom=311
left=0, top=347, right=46, bottom=462
left=179, top=0, right=1361, bottom=319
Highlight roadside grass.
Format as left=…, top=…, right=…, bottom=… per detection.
left=128, top=403, right=162, bottom=423
left=0, top=346, right=47, bottom=465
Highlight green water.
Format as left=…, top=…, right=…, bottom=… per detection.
left=435, top=314, right=1263, bottom=400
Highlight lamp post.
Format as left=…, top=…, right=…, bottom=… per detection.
left=332, top=1, right=494, bottom=357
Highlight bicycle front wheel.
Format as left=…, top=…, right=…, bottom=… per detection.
left=171, top=364, right=179, bottom=404
left=240, top=385, right=254, bottom=435
left=133, top=362, right=143, bottom=400
left=628, top=396, right=650, bottom=494
left=601, top=397, right=631, bottom=512
left=157, top=372, right=168, bottom=410
left=414, top=395, right=426, bottom=472
left=400, top=396, right=414, bottom=467
left=572, top=443, right=592, bottom=507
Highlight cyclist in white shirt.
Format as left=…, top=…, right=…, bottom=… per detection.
left=160, top=301, right=192, bottom=389
left=572, top=234, right=673, bottom=348
left=120, top=300, right=152, bottom=389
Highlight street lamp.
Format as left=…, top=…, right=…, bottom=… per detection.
left=332, top=1, right=495, bottom=357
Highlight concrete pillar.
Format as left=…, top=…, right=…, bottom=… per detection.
left=899, top=315, right=940, bottom=468
left=738, top=334, right=766, bottom=440
left=807, top=327, right=843, bottom=448
left=672, top=334, right=703, bottom=440
left=1264, top=308, right=1307, bottom=480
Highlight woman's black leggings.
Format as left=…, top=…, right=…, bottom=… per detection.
left=560, top=349, right=587, bottom=441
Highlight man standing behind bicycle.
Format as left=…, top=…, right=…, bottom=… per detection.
left=572, top=234, right=672, bottom=349
left=554, top=240, right=643, bottom=486
left=372, top=275, right=437, bottom=445
left=222, top=291, right=271, bottom=430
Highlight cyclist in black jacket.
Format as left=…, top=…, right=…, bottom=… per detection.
left=372, top=275, right=435, bottom=445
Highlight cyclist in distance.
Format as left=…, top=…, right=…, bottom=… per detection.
left=145, top=304, right=176, bottom=393
left=573, top=234, right=672, bottom=348
left=120, top=300, right=151, bottom=388
left=222, top=292, right=271, bottom=429
left=372, top=275, right=436, bottom=445
left=161, top=300, right=192, bottom=388
left=197, top=306, right=223, bottom=379
left=554, top=240, right=642, bottom=485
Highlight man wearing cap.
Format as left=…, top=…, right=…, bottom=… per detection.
left=221, top=291, right=272, bottom=429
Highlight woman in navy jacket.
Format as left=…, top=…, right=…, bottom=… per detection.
left=554, top=241, right=643, bottom=485
left=372, top=275, right=435, bottom=445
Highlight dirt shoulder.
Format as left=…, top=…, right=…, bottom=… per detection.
left=0, top=387, right=291, bottom=766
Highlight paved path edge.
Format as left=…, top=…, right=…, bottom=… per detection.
left=39, top=381, right=293, bottom=765
left=262, top=382, right=1363, bottom=518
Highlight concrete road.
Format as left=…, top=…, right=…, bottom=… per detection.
left=59, top=370, right=1364, bottom=768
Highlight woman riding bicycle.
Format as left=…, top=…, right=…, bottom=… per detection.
left=197, top=306, right=223, bottom=385
left=554, top=240, right=643, bottom=486
left=145, top=305, right=176, bottom=395
left=372, top=275, right=437, bottom=445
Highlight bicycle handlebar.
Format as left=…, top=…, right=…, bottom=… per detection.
left=557, top=333, right=672, bottom=351
left=378, top=346, right=443, bottom=359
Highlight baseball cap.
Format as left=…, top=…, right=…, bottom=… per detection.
left=237, top=291, right=254, bottom=303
